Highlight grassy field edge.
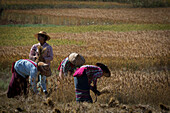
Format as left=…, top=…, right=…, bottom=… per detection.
left=0, top=24, right=170, bottom=33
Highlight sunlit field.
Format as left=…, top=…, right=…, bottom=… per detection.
left=0, top=25, right=169, bottom=112
left=1, top=8, right=170, bottom=25
left=0, top=0, right=170, bottom=112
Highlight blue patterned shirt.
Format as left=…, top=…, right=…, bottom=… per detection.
left=14, top=59, right=38, bottom=93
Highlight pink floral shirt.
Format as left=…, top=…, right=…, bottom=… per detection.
left=73, top=65, right=103, bottom=88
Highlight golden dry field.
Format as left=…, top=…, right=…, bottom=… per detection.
left=2, top=8, right=170, bottom=25
left=0, top=1, right=170, bottom=112
left=0, top=29, right=170, bottom=112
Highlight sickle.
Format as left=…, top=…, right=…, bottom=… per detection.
left=94, top=94, right=98, bottom=103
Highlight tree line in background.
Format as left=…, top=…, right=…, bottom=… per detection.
left=64, top=0, right=170, bottom=7
left=0, top=0, right=169, bottom=9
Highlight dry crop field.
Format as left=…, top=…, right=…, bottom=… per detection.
left=0, top=28, right=170, bottom=112
left=0, top=1, right=170, bottom=113
left=2, top=8, right=170, bottom=25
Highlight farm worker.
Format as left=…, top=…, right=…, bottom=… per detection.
left=58, top=53, right=85, bottom=80
left=29, top=31, right=53, bottom=95
left=7, top=59, right=51, bottom=98
left=73, top=63, right=111, bottom=103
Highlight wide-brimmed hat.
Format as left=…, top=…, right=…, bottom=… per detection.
left=96, top=63, right=111, bottom=77
left=68, top=53, right=85, bottom=66
left=34, top=31, right=50, bottom=41
left=38, top=62, right=51, bottom=77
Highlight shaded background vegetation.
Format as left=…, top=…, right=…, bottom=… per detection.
left=0, top=0, right=170, bottom=10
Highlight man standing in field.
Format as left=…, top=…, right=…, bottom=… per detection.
left=29, top=31, right=53, bottom=95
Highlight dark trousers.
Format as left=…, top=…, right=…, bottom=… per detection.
left=74, top=72, right=93, bottom=103
left=7, top=62, right=28, bottom=98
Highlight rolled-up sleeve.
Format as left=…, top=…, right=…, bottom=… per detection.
left=85, top=65, right=103, bottom=89
left=92, top=71, right=102, bottom=87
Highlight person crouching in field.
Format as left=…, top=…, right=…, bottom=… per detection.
left=29, top=31, right=53, bottom=95
left=58, top=53, right=85, bottom=80
left=73, top=63, right=111, bottom=103
left=7, top=59, right=51, bottom=98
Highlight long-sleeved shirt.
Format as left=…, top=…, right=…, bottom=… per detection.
left=29, top=42, right=53, bottom=65
left=74, top=65, right=103, bottom=89
left=14, top=59, right=38, bottom=93
left=60, top=57, right=76, bottom=76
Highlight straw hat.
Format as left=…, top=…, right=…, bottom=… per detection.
left=38, top=62, right=51, bottom=77
left=96, top=63, right=111, bottom=77
left=34, top=31, right=50, bottom=41
left=68, top=53, right=85, bottom=66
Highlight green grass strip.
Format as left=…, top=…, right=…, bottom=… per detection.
left=0, top=24, right=170, bottom=32
left=0, top=24, right=169, bottom=46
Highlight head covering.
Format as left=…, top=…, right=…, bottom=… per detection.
left=68, top=53, right=85, bottom=66
left=34, top=31, right=50, bottom=41
left=96, top=63, right=111, bottom=77
left=38, top=62, right=51, bottom=77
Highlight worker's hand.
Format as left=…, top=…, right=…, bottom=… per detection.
left=95, top=90, right=101, bottom=96
left=91, top=86, right=97, bottom=91
left=91, top=86, right=101, bottom=96
left=68, top=71, right=73, bottom=77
